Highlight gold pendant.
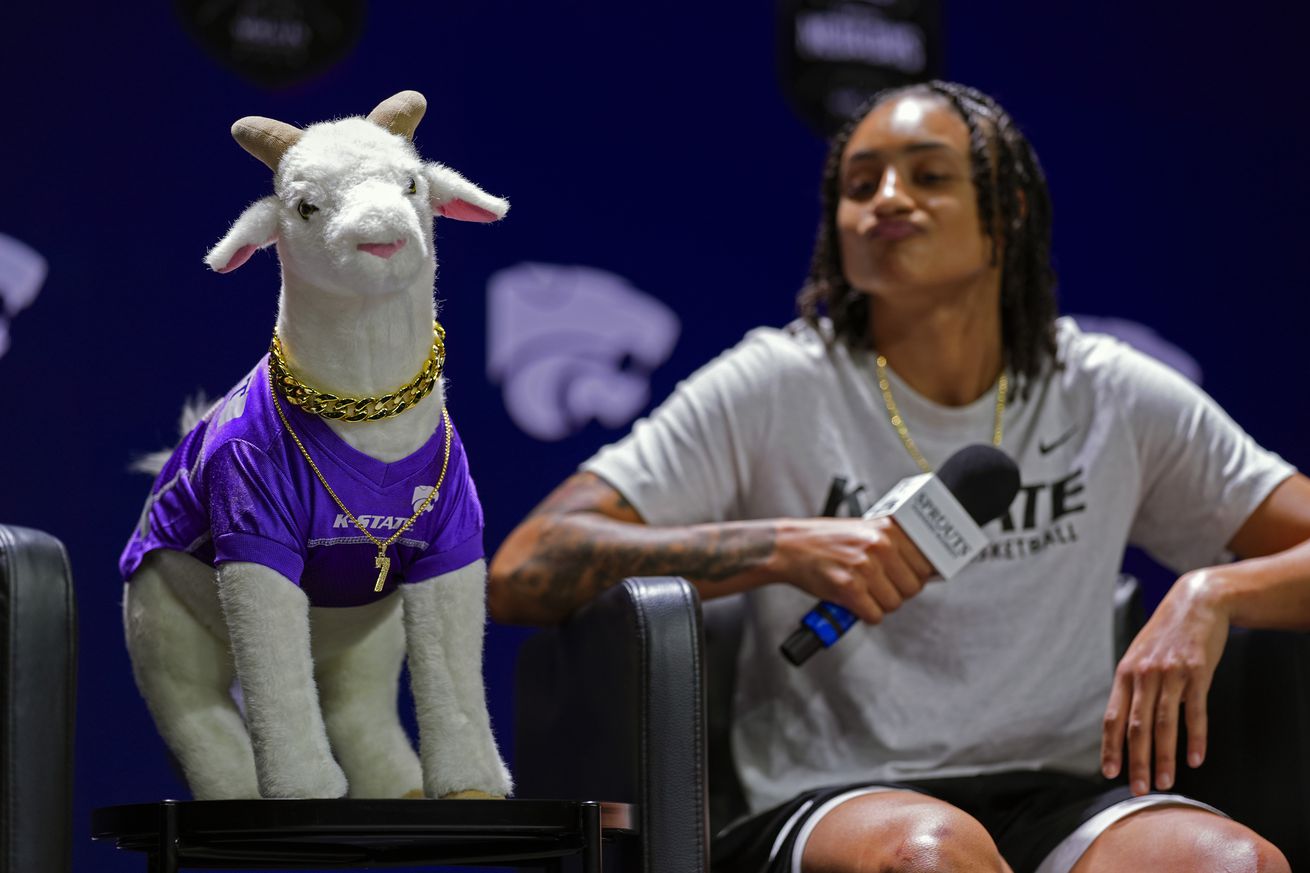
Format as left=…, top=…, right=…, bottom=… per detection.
left=374, top=551, right=392, bottom=592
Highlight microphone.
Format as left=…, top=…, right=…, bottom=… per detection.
left=780, top=444, right=1021, bottom=666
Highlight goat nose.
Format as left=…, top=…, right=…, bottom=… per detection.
left=357, top=238, right=408, bottom=259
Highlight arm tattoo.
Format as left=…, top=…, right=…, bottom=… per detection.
left=503, top=473, right=774, bottom=618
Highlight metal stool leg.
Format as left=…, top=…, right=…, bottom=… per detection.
left=156, top=801, right=179, bottom=873
left=580, top=801, right=602, bottom=873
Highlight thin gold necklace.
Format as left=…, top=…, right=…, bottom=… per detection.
left=268, top=320, right=446, bottom=422
left=875, top=354, right=1007, bottom=474
left=268, top=365, right=452, bottom=592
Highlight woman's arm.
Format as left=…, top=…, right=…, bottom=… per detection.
left=1211, top=472, right=1310, bottom=626
left=487, top=472, right=934, bottom=626
left=488, top=472, right=773, bottom=624
left=1102, top=472, right=1310, bottom=796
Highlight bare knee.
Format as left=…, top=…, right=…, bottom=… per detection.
left=1220, top=828, right=1291, bottom=873
left=1073, top=807, right=1289, bottom=873
left=802, top=791, right=1006, bottom=873
left=1256, top=840, right=1293, bottom=873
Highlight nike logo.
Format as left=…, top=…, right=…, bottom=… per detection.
left=1039, top=425, right=1078, bottom=455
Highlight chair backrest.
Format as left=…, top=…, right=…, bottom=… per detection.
left=0, top=524, right=76, bottom=873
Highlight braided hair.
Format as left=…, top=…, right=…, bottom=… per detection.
left=797, top=81, right=1059, bottom=398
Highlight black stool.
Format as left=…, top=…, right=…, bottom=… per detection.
left=92, top=798, right=636, bottom=872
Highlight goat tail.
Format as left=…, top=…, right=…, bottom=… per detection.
left=129, top=393, right=216, bottom=475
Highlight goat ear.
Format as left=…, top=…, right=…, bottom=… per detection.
left=424, top=163, right=509, bottom=223
left=205, top=196, right=281, bottom=273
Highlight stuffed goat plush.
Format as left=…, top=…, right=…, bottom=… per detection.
left=119, top=91, right=513, bottom=800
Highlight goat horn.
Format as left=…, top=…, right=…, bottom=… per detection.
left=231, top=117, right=304, bottom=172
left=367, top=91, right=427, bottom=140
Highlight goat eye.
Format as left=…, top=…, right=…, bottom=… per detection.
left=406, top=177, right=417, bottom=195
left=297, top=201, right=318, bottom=220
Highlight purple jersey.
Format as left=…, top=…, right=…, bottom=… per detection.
left=120, top=357, right=484, bottom=607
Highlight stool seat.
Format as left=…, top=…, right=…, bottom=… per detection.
left=92, top=798, right=636, bottom=872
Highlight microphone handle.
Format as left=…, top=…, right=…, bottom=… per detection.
left=780, top=601, right=858, bottom=666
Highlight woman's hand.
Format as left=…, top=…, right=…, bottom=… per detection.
left=767, top=516, right=937, bottom=623
left=1101, top=570, right=1231, bottom=795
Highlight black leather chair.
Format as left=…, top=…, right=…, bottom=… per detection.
left=1170, top=626, right=1310, bottom=864
left=514, top=576, right=1310, bottom=871
left=0, top=524, right=77, bottom=873
left=515, top=577, right=708, bottom=873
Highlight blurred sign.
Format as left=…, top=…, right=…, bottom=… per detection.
left=174, top=0, right=366, bottom=88
left=0, top=233, right=48, bottom=361
left=487, top=263, right=680, bottom=442
left=777, top=0, right=942, bottom=136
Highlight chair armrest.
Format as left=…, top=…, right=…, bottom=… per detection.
left=0, top=524, right=76, bottom=873
left=514, top=576, right=707, bottom=873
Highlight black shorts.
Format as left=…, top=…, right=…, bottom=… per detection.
left=711, top=770, right=1208, bottom=873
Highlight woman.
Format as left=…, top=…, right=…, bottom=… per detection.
left=489, top=81, right=1309, bottom=873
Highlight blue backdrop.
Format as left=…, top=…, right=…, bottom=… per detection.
left=2, top=3, right=1307, bottom=870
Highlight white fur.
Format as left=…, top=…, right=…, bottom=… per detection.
left=124, top=552, right=258, bottom=798
left=424, top=162, right=512, bottom=218
left=217, top=562, right=348, bottom=798
left=206, top=117, right=507, bottom=462
left=128, top=99, right=511, bottom=800
left=311, top=594, right=423, bottom=798
left=205, top=196, right=279, bottom=273
left=402, top=559, right=513, bottom=798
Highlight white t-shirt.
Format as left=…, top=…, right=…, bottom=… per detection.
left=583, top=317, right=1294, bottom=813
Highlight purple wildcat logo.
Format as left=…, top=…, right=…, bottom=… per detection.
left=0, top=233, right=48, bottom=360
left=487, top=263, right=680, bottom=441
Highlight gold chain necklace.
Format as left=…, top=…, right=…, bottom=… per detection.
left=268, top=321, right=446, bottom=422
left=269, top=365, right=452, bottom=592
left=875, top=354, right=1007, bottom=474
